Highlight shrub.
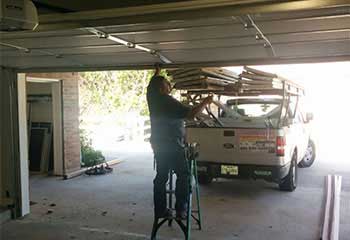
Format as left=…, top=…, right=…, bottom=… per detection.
left=80, top=129, right=105, bottom=167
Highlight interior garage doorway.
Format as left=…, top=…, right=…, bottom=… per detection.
left=26, top=78, right=64, bottom=176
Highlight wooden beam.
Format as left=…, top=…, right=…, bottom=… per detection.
left=321, top=175, right=342, bottom=240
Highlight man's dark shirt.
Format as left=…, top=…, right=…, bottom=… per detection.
left=148, top=94, right=191, bottom=145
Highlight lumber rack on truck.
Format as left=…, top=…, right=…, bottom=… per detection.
left=180, top=66, right=304, bottom=99
left=172, top=66, right=305, bottom=129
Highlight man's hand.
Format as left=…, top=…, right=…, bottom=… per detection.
left=187, top=95, right=214, bottom=119
left=154, top=64, right=161, bottom=76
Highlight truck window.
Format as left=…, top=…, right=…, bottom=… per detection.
left=228, top=103, right=280, bottom=118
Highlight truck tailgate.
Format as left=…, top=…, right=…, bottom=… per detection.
left=186, top=127, right=281, bottom=166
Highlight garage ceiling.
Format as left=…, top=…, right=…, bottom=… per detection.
left=0, top=0, right=349, bottom=72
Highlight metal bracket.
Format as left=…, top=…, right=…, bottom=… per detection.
left=237, top=15, right=277, bottom=57
left=86, top=28, right=172, bottom=64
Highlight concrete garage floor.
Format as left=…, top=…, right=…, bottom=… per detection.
left=1, top=150, right=350, bottom=240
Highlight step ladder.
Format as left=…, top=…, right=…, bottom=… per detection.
left=151, top=143, right=202, bottom=240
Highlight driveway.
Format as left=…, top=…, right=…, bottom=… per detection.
left=1, top=149, right=349, bottom=240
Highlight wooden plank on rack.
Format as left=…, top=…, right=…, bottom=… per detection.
left=242, top=84, right=283, bottom=90
left=321, top=174, right=342, bottom=240
left=244, top=66, right=277, bottom=78
left=239, top=78, right=272, bottom=84
left=202, top=68, right=239, bottom=82
left=167, top=68, right=194, bottom=76
left=175, top=77, right=229, bottom=87
left=204, top=67, right=240, bottom=79
left=170, top=69, right=202, bottom=79
left=331, top=175, right=342, bottom=240
left=175, top=83, right=224, bottom=91
left=240, top=72, right=278, bottom=82
left=206, top=77, right=230, bottom=86
left=172, top=74, right=206, bottom=83
left=242, top=89, right=284, bottom=95
left=171, top=68, right=239, bottom=83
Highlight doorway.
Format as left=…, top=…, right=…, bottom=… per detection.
left=26, top=77, right=64, bottom=176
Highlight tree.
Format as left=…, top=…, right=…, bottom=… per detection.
left=79, top=70, right=157, bottom=119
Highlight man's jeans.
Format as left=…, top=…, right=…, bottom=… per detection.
left=152, top=142, right=190, bottom=216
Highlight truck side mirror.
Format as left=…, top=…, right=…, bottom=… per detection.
left=306, top=112, right=314, bottom=122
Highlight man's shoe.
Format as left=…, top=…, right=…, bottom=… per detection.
left=155, top=208, right=173, bottom=219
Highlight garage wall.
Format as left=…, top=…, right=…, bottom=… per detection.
left=27, top=73, right=81, bottom=174
left=0, top=67, right=20, bottom=215
left=27, top=82, right=53, bottom=122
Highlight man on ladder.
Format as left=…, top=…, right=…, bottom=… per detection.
left=146, top=66, right=212, bottom=220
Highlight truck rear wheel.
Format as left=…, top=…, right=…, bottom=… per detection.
left=198, top=173, right=213, bottom=185
left=279, top=153, right=297, bottom=191
left=298, top=139, right=316, bottom=168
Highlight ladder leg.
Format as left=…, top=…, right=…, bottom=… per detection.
left=186, top=159, right=194, bottom=240
left=151, top=218, right=168, bottom=240
left=151, top=146, right=203, bottom=240
left=151, top=218, right=158, bottom=240
left=168, top=171, right=173, bottom=227
left=194, top=159, right=202, bottom=230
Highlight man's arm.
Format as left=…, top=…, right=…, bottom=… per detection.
left=187, top=96, right=213, bottom=119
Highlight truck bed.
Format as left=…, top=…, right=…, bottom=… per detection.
left=186, top=127, right=285, bottom=166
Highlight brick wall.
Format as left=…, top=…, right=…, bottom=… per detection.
left=62, top=77, right=81, bottom=173
left=27, top=72, right=81, bottom=174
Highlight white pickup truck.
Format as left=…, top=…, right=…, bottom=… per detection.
left=186, top=93, right=316, bottom=191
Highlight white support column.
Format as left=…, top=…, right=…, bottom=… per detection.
left=17, top=73, right=30, bottom=217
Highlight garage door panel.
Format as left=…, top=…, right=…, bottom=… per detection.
left=3, top=7, right=345, bottom=42
left=251, top=7, right=349, bottom=22
left=1, top=52, right=158, bottom=69
left=2, top=38, right=349, bottom=70
left=101, top=17, right=237, bottom=35
left=0, top=5, right=349, bottom=70
left=256, top=16, right=350, bottom=34
left=160, top=40, right=350, bottom=62
left=2, top=29, right=347, bottom=58
left=117, top=24, right=249, bottom=43
left=73, top=53, right=158, bottom=66
left=0, top=29, right=86, bottom=40
left=269, top=30, right=350, bottom=44
left=162, top=46, right=272, bottom=63
left=1, top=28, right=347, bottom=57
left=1, top=35, right=116, bottom=49
left=142, top=30, right=349, bottom=50
left=275, top=40, right=350, bottom=58
left=1, top=55, right=82, bottom=68
left=108, top=16, right=349, bottom=44
left=93, top=7, right=349, bottom=34
left=144, top=37, right=259, bottom=51
left=0, top=44, right=142, bottom=57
